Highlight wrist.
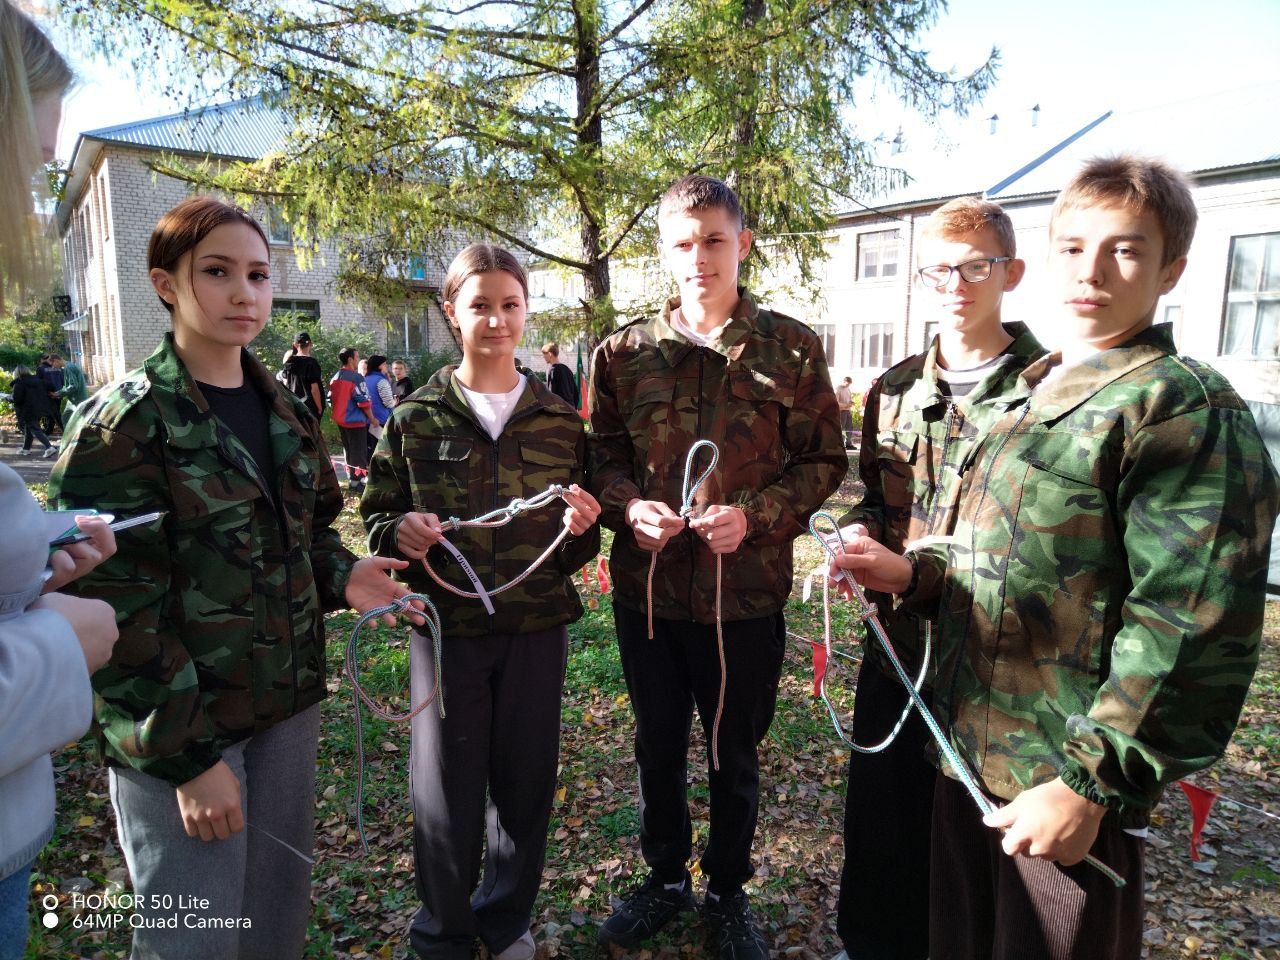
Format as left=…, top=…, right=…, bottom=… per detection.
left=898, top=552, right=920, bottom=597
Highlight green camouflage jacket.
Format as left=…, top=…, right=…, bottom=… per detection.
left=48, top=334, right=357, bottom=786
left=362, top=367, right=599, bottom=637
left=840, top=323, right=1047, bottom=674
left=911, top=324, right=1279, bottom=825
left=589, top=290, right=847, bottom=623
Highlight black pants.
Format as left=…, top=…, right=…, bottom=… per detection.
left=20, top=418, right=52, bottom=451
left=614, top=603, right=785, bottom=892
left=339, top=424, right=368, bottom=482
left=408, top=626, right=568, bottom=960
left=929, top=773, right=1145, bottom=960
left=836, top=658, right=934, bottom=959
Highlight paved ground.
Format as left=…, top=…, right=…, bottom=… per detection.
left=0, top=432, right=57, bottom=484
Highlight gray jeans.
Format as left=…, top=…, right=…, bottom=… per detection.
left=109, top=704, right=321, bottom=960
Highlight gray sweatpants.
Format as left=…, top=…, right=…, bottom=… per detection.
left=408, top=626, right=568, bottom=960
left=109, top=704, right=321, bottom=960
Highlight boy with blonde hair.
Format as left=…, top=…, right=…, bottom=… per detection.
left=835, top=156, right=1278, bottom=959
left=833, top=196, right=1045, bottom=960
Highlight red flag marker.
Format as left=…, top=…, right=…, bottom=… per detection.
left=1177, top=780, right=1219, bottom=861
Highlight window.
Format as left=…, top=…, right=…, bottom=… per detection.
left=812, top=324, right=837, bottom=364
left=923, top=320, right=939, bottom=350
left=265, top=204, right=293, bottom=245
left=851, top=322, right=894, bottom=369
left=857, top=229, right=901, bottom=280
left=1221, top=233, right=1280, bottom=357
left=272, top=299, right=320, bottom=319
left=387, top=301, right=441, bottom=354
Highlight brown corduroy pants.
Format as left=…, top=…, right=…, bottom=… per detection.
left=929, top=772, right=1145, bottom=960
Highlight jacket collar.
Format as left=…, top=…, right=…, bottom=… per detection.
left=141, top=334, right=306, bottom=483
left=1029, top=323, right=1177, bottom=422
left=899, top=321, right=1047, bottom=415
left=419, top=364, right=570, bottom=433
left=654, top=288, right=758, bottom=367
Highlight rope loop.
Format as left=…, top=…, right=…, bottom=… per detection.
left=680, top=440, right=719, bottom=518
left=808, top=511, right=848, bottom=566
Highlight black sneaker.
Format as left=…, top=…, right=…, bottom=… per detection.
left=703, top=889, right=769, bottom=960
left=597, top=872, right=695, bottom=948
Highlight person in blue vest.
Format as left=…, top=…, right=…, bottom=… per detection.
left=364, top=354, right=395, bottom=449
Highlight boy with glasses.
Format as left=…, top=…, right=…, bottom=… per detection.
left=831, top=197, right=1045, bottom=960
left=833, top=156, right=1277, bottom=959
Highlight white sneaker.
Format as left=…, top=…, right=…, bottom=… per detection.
left=43, top=446, right=58, bottom=459
left=16, top=449, right=31, bottom=457
left=494, top=930, right=536, bottom=960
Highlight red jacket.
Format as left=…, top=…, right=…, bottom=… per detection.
left=329, top=368, right=372, bottom=429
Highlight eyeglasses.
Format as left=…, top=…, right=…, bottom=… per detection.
left=916, top=257, right=1011, bottom=286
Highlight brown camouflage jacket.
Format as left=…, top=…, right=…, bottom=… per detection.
left=362, top=367, right=599, bottom=637
left=588, top=290, right=847, bottom=623
left=910, top=324, right=1279, bottom=824
left=48, top=334, right=357, bottom=786
left=840, top=323, right=1047, bottom=674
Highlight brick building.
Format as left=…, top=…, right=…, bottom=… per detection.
left=55, top=97, right=458, bottom=383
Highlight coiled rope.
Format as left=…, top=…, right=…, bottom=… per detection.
left=344, top=593, right=444, bottom=853
left=807, top=513, right=1125, bottom=888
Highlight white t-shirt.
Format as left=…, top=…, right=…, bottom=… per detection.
left=457, top=375, right=526, bottom=440
left=670, top=306, right=728, bottom=346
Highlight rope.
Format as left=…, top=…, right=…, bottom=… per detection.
left=424, top=484, right=572, bottom=607
left=344, top=593, right=444, bottom=853
left=806, top=513, right=1126, bottom=888
left=807, top=515, right=930, bottom=755
left=643, top=440, right=728, bottom=770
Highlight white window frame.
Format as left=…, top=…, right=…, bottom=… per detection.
left=1221, top=232, right=1280, bottom=358
left=857, top=229, right=901, bottom=281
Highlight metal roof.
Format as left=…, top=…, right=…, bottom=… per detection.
left=78, top=95, right=294, bottom=160
left=837, top=81, right=1280, bottom=220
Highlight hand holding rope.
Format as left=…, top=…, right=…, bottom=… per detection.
left=640, top=440, right=731, bottom=770
left=807, top=514, right=1126, bottom=888
left=807, top=514, right=930, bottom=755
left=418, top=484, right=582, bottom=613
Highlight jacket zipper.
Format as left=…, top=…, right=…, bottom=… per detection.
left=690, top=347, right=707, bottom=615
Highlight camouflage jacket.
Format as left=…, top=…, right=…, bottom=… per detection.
left=840, top=323, right=1047, bottom=675
left=589, top=290, right=847, bottom=623
left=48, top=334, right=357, bottom=786
left=911, top=324, right=1279, bottom=825
left=362, top=367, right=599, bottom=637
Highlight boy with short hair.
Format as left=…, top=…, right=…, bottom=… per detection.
left=589, top=174, right=846, bottom=960
left=541, top=341, right=579, bottom=408
left=833, top=196, right=1045, bottom=960
left=835, top=155, right=1278, bottom=959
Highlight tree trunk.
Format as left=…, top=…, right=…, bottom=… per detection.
left=573, top=0, right=611, bottom=335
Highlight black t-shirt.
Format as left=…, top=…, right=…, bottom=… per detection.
left=198, top=379, right=277, bottom=495
left=283, top=354, right=324, bottom=416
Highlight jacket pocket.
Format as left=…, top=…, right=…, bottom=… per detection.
left=1002, top=453, right=1118, bottom=683
left=519, top=437, right=577, bottom=492
left=727, top=370, right=794, bottom=471
left=874, top=430, right=920, bottom=508
left=401, top=435, right=474, bottom=515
